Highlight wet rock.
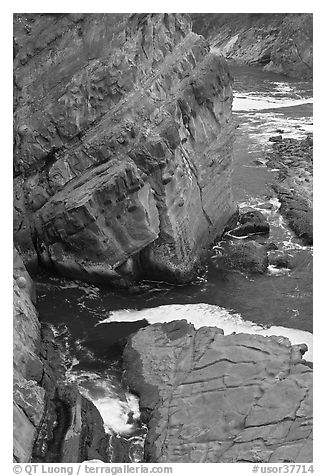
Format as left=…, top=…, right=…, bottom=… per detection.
left=252, top=159, right=265, bottom=166
left=13, top=248, right=110, bottom=463
left=269, top=135, right=283, bottom=142
left=256, top=202, right=274, bottom=210
left=268, top=251, right=293, bottom=269
left=123, top=320, right=312, bottom=463
left=227, top=209, right=270, bottom=237
left=265, top=242, right=278, bottom=251
left=218, top=240, right=268, bottom=273
left=13, top=13, right=236, bottom=285
left=266, top=135, right=312, bottom=246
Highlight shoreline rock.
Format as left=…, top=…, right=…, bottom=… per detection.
left=13, top=248, right=110, bottom=463
left=123, top=320, right=312, bottom=463
left=266, top=135, right=313, bottom=246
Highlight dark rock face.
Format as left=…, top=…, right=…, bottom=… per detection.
left=13, top=13, right=236, bottom=284
left=123, top=320, right=312, bottom=463
left=227, top=208, right=270, bottom=238
left=13, top=248, right=110, bottom=462
left=267, top=135, right=313, bottom=246
left=191, top=13, right=313, bottom=80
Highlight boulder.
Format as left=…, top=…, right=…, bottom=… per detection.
left=227, top=209, right=270, bottom=237
left=269, top=135, right=283, bottom=142
left=219, top=241, right=268, bottom=273
left=123, top=320, right=313, bottom=463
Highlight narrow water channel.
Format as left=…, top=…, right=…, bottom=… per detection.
left=33, top=62, right=313, bottom=461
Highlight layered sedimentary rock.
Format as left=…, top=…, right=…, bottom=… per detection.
left=123, top=320, right=312, bottom=463
left=13, top=248, right=110, bottom=462
left=191, top=14, right=313, bottom=80
left=13, top=13, right=236, bottom=284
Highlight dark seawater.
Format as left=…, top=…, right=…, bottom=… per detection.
left=33, top=63, right=313, bottom=457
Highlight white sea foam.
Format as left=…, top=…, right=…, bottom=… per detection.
left=267, top=265, right=291, bottom=276
left=66, top=369, right=141, bottom=435
left=233, top=94, right=313, bottom=111
left=97, top=303, right=313, bottom=362
left=271, top=82, right=294, bottom=94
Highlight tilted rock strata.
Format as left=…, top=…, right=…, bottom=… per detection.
left=13, top=248, right=110, bottom=462
left=123, top=320, right=312, bottom=463
left=13, top=13, right=236, bottom=284
left=191, top=14, right=312, bottom=80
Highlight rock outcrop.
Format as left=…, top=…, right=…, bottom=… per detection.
left=13, top=248, right=110, bottom=462
left=13, top=13, right=236, bottom=284
left=191, top=14, right=313, bottom=80
left=123, top=320, right=312, bottom=463
left=214, top=240, right=269, bottom=274
left=266, top=135, right=313, bottom=246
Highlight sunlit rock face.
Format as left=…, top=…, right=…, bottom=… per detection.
left=123, top=320, right=313, bottom=463
left=13, top=13, right=236, bottom=284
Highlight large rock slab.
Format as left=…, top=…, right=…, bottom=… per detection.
left=13, top=13, right=236, bottom=284
left=123, top=320, right=312, bottom=463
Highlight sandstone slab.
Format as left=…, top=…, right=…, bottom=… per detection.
left=123, top=320, right=312, bottom=463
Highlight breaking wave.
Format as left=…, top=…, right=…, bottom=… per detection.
left=97, top=303, right=313, bottom=362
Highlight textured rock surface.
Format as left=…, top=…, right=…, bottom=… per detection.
left=267, top=135, right=313, bottom=246
left=226, top=208, right=269, bottom=238
left=13, top=248, right=110, bottom=462
left=213, top=240, right=268, bottom=274
left=123, top=320, right=312, bottom=463
left=191, top=14, right=312, bottom=80
left=13, top=13, right=236, bottom=284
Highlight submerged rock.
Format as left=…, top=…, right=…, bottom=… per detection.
left=123, top=320, right=312, bottom=463
left=13, top=13, right=236, bottom=285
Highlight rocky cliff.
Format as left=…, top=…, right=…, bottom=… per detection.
left=191, top=14, right=313, bottom=80
left=123, top=320, right=312, bottom=463
left=13, top=13, right=236, bottom=285
left=13, top=248, right=110, bottom=462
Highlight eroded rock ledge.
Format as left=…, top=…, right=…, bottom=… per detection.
left=13, top=13, right=236, bottom=285
left=123, top=320, right=312, bottom=463
left=13, top=248, right=110, bottom=462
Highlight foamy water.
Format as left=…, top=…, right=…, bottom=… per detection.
left=233, top=94, right=312, bottom=112
left=97, top=303, right=313, bottom=362
left=66, top=369, right=142, bottom=435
